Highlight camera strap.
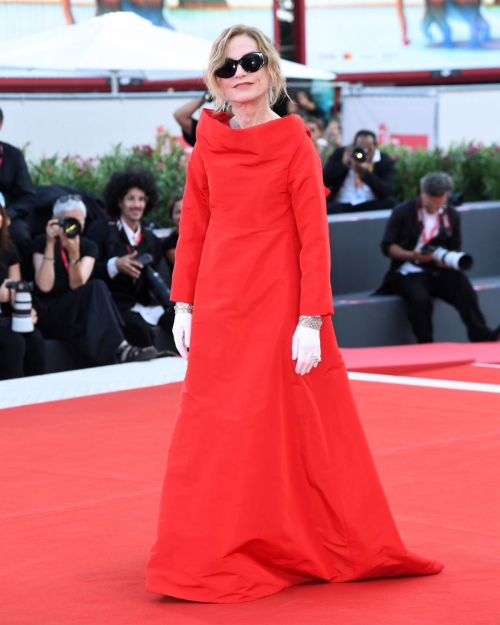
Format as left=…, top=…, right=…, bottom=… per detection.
left=59, top=240, right=70, bottom=274
left=416, top=196, right=453, bottom=241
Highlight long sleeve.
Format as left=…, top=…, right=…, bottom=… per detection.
left=288, top=133, right=334, bottom=317
left=0, top=147, right=36, bottom=220
left=322, top=147, right=347, bottom=190
left=170, top=146, right=211, bottom=303
left=360, top=156, right=395, bottom=199
left=86, top=220, right=112, bottom=282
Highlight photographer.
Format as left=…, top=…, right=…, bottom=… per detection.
left=378, top=172, right=499, bottom=343
left=33, top=195, right=157, bottom=364
left=173, top=93, right=212, bottom=147
left=323, top=129, right=397, bottom=214
left=86, top=170, right=175, bottom=351
left=0, top=107, right=36, bottom=276
left=0, top=203, right=45, bottom=380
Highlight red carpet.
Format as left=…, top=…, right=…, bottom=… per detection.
left=1, top=377, right=499, bottom=624
left=341, top=342, right=500, bottom=374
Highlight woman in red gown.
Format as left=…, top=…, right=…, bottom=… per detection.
left=146, top=25, right=444, bottom=603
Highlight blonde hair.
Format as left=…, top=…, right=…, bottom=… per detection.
left=204, top=25, right=288, bottom=114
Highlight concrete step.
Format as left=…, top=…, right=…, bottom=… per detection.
left=332, top=276, right=500, bottom=348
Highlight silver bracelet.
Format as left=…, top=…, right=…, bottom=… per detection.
left=298, top=315, right=322, bottom=331
left=174, top=302, right=193, bottom=314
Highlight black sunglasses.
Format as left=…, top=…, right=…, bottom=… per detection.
left=215, top=52, right=268, bottom=79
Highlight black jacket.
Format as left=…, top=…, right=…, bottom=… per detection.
left=377, top=197, right=462, bottom=293
left=86, top=218, right=163, bottom=310
left=323, top=147, right=396, bottom=201
left=0, top=142, right=36, bottom=221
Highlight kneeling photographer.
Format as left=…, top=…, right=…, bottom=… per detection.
left=33, top=195, right=157, bottom=365
left=0, top=203, right=45, bottom=379
left=378, top=172, right=499, bottom=344
left=86, top=170, right=176, bottom=353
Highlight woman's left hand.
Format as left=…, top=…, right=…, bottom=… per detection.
left=292, top=325, right=321, bottom=375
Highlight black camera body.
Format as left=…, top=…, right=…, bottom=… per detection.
left=352, top=145, right=369, bottom=164
left=134, top=253, right=173, bottom=312
left=5, top=281, right=34, bottom=292
left=58, top=217, right=82, bottom=239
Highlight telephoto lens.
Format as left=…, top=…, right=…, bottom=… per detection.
left=58, top=217, right=82, bottom=238
left=6, top=281, right=35, bottom=333
left=352, top=145, right=368, bottom=163
left=133, top=253, right=173, bottom=312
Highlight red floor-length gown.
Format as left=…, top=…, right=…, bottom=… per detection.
left=146, top=109, right=444, bottom=603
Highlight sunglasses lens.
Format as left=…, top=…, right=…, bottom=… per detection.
left=241, top=53, right=264, bottom=73
left=216, top=61, right=237, bottom=79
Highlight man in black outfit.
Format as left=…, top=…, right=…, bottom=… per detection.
left=0, top=108, right=36, bottom=273
left=378, top=172, right=499, bottom=343
left=323, top=129, right=397, bottom=214
left=86, top=169, right=175, bottom=350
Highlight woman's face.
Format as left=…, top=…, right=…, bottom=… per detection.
left=216, top=35, right=270, bottom=108
left=172, top=200, right=182, bottom=227
left=306, top=122, right=322, bottom=143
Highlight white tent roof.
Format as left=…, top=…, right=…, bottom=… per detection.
left=0, top=13, right=335, bottom=87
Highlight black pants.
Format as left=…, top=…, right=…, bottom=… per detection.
left=327, top=197, right=397, bottom=215
left=37, top=280, right=125, bottom=364
left=8, top=218, right=34, bottom=280
left=390, top=269, right=496, bottom=343
left=120, top=307, right=177, bottom=352
left=0, top=324, right=46, bottom=380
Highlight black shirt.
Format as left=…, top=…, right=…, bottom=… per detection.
left=0, top=142, right=36, bottom=221
left=32, top=234, right=98, bottom=297
left=0, top=241, right=20, bottom=284
left=0, top=241, right=20, bottom=317
left=161, top=229, right=178, bottom=270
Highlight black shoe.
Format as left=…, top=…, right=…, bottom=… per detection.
left=115, top=344, right=158, bottom=363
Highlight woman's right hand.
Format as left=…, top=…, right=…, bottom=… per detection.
left=46, top=218, right=61, bottom=244
left=172, top=312, right=192, bottom=360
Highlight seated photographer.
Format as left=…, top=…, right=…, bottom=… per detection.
left=162, top=193, right=182, bottom=272
left=323, top=130, right=397, bottom=215
left=86, top=170, right=175, bottom=351
left=0, top=203, right=45, bottom=380
left=0, top=107, right=36, bottom=277
left=33, top=195, right=157, bottom=364
left=378, top=172, right=499, bottom=344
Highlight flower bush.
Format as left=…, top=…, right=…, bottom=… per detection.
left=29, top=126, right=187, bottom=227
left=28, top=135, right=500, bottom=227
left=389, top=142, right=500, bottom=203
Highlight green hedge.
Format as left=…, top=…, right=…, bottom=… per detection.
left=28, top=135, right=500, bottom=227
left=28, top=127, right=187, bottom=227
left=389, top=142, right=500, bottom=203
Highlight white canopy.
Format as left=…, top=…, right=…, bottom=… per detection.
left=0, top=13, right=335, bottom=91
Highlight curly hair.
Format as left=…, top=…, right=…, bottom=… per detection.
left=103, top=169, right=159, bottom=218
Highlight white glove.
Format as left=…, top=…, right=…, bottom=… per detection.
left=292, top=325, right=321, bottom=375
left=172, top=312, right=192, bottom=360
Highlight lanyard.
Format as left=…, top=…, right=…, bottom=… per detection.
left=59, top=239, right=70, bottom=274
left=126, top=230, right=142, bottom=254
left=421, top=216, right=439, bottom=245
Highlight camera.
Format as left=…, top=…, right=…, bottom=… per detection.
left=134, top=253, right=173, bottom=312
left=420, top=245, right=474, bottom=271
left=5, top=281, right=35, bottom=333
left=58, top=217, right=82, bottom=239
left=352, top=145, right=368, bottom=164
